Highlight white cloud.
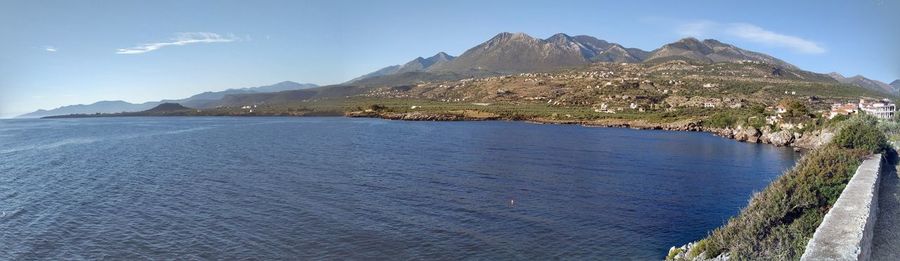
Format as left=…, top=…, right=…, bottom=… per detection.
left=116, top=32, right=240, bottom=55
left=675, top=21, right=826, bottom=54
left=44, top=46, right=57, bottom=52
left=726, top=23, right=825, bottom=54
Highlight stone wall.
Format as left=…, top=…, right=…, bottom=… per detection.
left=800, top=154, right=883, bottom=261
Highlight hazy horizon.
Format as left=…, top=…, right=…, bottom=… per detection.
left=2, top=0, right=898, bottom=118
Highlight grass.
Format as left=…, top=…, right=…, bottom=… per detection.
left=675, top=115, right=888, bottom=260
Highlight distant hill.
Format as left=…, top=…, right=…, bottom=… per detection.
left=828, top=73, right=896, bottom=94
left=181, top=81, right=317, bottom=101
left=143, top=103, right=192, bottom=113
left=347, top=65, right=402, bottom=83
left=348, top=53, right=455, bottom=83
left=17, top=100, right=161, bottom=118
left=43, top=103, right=195, bottom=118
left=891, top=80, right=900, bottom=92
left=18, top=81, right=316, bottom=118
left=643, top=38, right=797, bottom=69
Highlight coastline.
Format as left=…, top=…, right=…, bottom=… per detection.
left=345, top=110, right=834, bottom=151
left=43, top=109, right=834, bottom=151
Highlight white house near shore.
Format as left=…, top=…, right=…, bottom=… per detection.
left=858, top=99, right=896, bottom=120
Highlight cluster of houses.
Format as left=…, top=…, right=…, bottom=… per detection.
left=827, top=99, right=896, bottom=120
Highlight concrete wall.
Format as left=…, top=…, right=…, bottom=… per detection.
left=801, top=154, right=882, bottom=261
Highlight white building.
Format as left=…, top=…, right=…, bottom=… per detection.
left=858, top=99, right=896, bottom=120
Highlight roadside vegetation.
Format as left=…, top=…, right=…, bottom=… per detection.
left=669, top=114, right=890, bottom=260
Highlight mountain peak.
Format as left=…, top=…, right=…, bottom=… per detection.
left=644, top=37, right=796, bottom=69
left=273, top=81, right=301, bottom=87
left=427, top=52, right=454, bottom=62
left=490, top=32, right=535, bottom=42
left=677, top=37, right=703, bottom=44
left=669, top=37, right=712, bottom=53
left=145, top=103, right=191, bottom=112
left=829, top=73, right=896, bottom=94
left=546, top=33, right=573, bottom=42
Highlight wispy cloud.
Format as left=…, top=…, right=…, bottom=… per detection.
left=116, top=32, right=240, bottom=55
left=44, top=46, right=57, bottom=52
left=726, top=23, right=825, bottom=54
left=675, top=20, right=826, bottom=54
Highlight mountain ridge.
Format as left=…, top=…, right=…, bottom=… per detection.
left=18, top=81, right=317, bottom=118
left=351, top=32, right=802, bottom=83
left=828, top=72, right=896, bottom=94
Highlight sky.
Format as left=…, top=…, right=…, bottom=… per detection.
left=1, top=0, right=898, bottom=118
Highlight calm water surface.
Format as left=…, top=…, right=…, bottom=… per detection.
left=0, top=117, right=797, bottom=260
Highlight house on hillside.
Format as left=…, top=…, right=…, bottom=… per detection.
left=827, top=103, right=858, bottom=119
left=858, top=99, right=896, bottom=120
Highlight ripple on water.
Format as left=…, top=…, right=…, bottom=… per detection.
left=0, top=117, right=799, bottom=259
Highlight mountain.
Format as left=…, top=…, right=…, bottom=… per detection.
left=396, top=52, right=455, bottom=73
left=17, top=100, right=160, bottom=118
left=891, top=80, right=900, bottom=91
left=571, top=35, right=650, bottom=62
left=828, top=73, right=895, bottom=94
left=178, top=81, right=317, bottom=102
left=354, top=33, right=803, bottom=83
left=17, top=81, right=316, bottom=118
left=427, top=32, right=649, bottom=73
left=44, top=103, right=196, bottom=119
left=348, top=53, right=455, bottom=83
left=644, top=38, right=797, bottom=69
left=347, top=65, right=402, bottom=83
left=143, top=103, right=192, bottom=113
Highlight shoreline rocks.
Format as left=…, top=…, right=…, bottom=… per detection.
left=348, top=111, right=833, bottom=151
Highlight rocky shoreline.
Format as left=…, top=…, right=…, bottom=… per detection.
left=347, top=111, right=834, bottom=151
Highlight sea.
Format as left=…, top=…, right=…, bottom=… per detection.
left=0, top=117, right=798, bottom=260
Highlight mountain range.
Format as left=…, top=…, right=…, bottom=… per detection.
left=347, top=52, right=456, bottom=83
left=18, top=81, right=316, bottom=118
left=20, top=32, right=897, bottom=118
left=351, top=32, right=800, bottom=83
left=828, top=72, right=897, bottom=94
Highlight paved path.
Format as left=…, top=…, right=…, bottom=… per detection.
left=873, top=158, right=900, bottom=260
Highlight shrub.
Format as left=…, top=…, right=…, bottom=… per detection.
left=704, top=111, right=738, bottom=128
left=779, top=99, right=810, bottom=118
left=833, top=118, right=887, bottom=153
left=666, top=248, right=684, bottom=261
left=691, top=117, right=885, bottom=260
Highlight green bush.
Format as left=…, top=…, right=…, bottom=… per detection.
left=666, top=248, right=684, bottom=261
left=704, top=112, right=738, bottom=128
left=691, top=117, right=885, bottom=260
left=833, top=118, right=887, bottom=153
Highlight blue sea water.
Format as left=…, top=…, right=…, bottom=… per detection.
left=0, top=117, right=797, bottom=260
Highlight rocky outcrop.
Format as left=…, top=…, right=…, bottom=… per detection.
left=761, top=130, right=795, bottom=146
left=667, top=242, right=730, bottom=261
left=346, top=110, right=499, bottom=121
left=792, top=130, right=834, bottom=150
left=702, top=126, right=831, bottom=150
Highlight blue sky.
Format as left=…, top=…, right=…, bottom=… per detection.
left=1, top=0, right=898, bottom=118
